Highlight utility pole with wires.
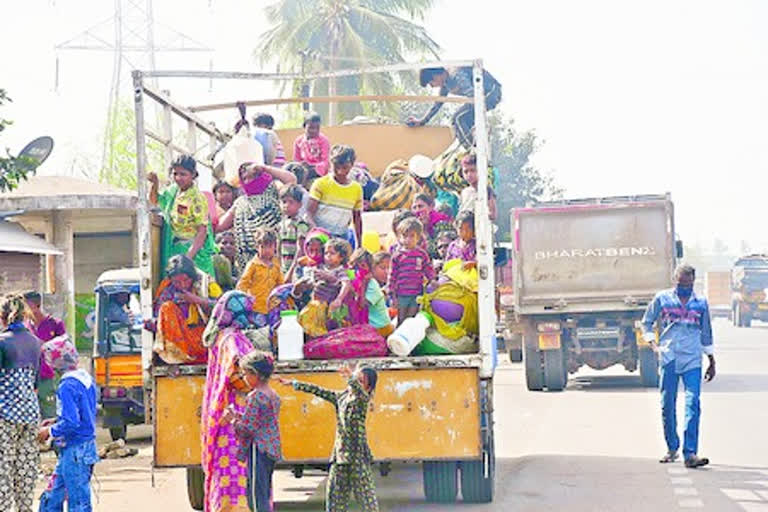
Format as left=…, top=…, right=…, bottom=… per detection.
left=54, top=0, right=213, bottom=183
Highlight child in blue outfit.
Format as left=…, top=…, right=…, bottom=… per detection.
left=37, top=337, right=99, bottom=512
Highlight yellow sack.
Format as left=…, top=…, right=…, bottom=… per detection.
left=370, top=159, right=433, bottom=211
left=420, top=281, right=478, bottom=341
left=432, top=140, right=469, bottom=194
left=442, top=259, right=479, bottom=293
left=298, top=300, right=329, bottom=338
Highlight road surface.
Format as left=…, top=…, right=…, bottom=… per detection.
left=35, top=319, right=768, bottom=511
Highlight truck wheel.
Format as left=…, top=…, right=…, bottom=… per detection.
left=460, top=436, right=495, bottom=503
left=543, top=349, right=567, bottom=391
left=639, top=347, right=659, bottom=388
left=423, top=461, right=458, bottom=503
left=186, top=466, right=205, bottom=511
left=524, top=343, right=544, bottom=391
left=109, top=426, right=127, bottom=441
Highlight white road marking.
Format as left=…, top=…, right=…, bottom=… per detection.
left=668, top=467, right=689, bottom=475
left=756, top=490, right=768, bottom=500
left=678, top=498, right=704, bottom=508
left=736, top=503, right=768, bottom=512
left=722, top=489, right=761, bottom=501
left=671, top=477, right=694, bottom=485
left=675, top=487, right=699, bottom=496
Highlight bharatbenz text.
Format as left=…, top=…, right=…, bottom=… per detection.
left=534, top=246, right=657, bottom=260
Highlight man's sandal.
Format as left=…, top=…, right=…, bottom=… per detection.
left=684, top=455, right=710, bottom=468
left=659, top=451, right=679, bottom=463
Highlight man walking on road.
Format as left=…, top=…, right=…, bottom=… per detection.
left=642, top=264, right=715, bottom=468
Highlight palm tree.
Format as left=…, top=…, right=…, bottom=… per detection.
left=256, top=0, right=441, bottom=124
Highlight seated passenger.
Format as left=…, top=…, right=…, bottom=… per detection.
left=445, top=210, right=477, bottom=266
left=106, top=292, right=133, bottom=325
left=236, top=229, right=284, bottom=316
left=459, top=153, right=497, bottom=221
left=146, top=255, right=222, bottom=364
left=213, top=231, right=238, bottom=292
left=292, top=111, right=330, bottom=178
left=148, top=154, right=217, bottom=276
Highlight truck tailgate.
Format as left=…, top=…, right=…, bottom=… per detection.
left=514, top=198, right=675, bottom=313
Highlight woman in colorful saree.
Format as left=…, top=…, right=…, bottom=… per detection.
left=147, top=255, right=221, bottom=365
left=200, top=291, right=261, bottom=512
left=148, top=153, right=217, bottom=276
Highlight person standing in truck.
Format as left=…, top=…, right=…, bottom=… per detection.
left=642, top=264, right=715, bottom=468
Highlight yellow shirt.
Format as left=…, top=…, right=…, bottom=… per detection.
left=309, top=175, right=363, bottom=237
left=160, top=185, right=209, bottom=240
left=236, top=257, right=284, bottom=314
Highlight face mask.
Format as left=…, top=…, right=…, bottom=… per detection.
left=676, top=285, right=693, bottom=298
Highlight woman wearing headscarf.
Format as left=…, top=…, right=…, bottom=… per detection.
left=200, top=291, right=262, bottom=512
left=148, top=154, right=218, bottom=276
left=216, top=163, right=297, bottom=274
left=145, top=255, right=222, bottom=365
left=0, top=293, right=41, bottom=512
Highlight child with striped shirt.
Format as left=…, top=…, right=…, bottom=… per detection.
left=389, top=217, right=435, bottom=324
left=278, top=184, right=310, bottom=278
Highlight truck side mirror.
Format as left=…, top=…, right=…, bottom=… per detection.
left=676, top=240, right=684, bottom=259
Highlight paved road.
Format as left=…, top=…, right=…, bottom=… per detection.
left=36, top=319, right=768, bottom=511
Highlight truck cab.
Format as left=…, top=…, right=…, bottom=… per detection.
left=93, top=268, right=145, bottom=441
left=731, top=254, right=768, bottom=327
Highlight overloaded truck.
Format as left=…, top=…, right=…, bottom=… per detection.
left=704, top=271, right=730, bottom=319
left=512, top=194, right=682, bottom=391
left=731, top=254, right=768, bottom=327
left=133, top=60, right=498, bottom=509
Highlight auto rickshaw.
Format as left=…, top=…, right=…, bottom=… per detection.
left=93, top=268, right=144, bottom=441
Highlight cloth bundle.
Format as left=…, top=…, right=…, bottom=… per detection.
left=303, top=324, right=388, bottom=359
left=432, top=140, right=470, bottom=194
left=370, top=159, right=428, bottom=211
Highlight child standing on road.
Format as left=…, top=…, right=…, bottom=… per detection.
left=389, top=217, right=435, bottom=324
left=38, top=337, right=99, bottom=512
left=237, top=229, right=284, bottom=315
left=278, top=364, right=379, bottom=512
left=221, top=350, right=281, bottom=512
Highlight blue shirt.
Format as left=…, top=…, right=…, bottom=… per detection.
left=642, top=289, right=714, bottom=374
left=50, top=369, right=98, bottom=447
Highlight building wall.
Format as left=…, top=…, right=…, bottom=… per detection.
left=74, top=232, right=134, bottom=294
left=0, top=252, right=41, bottom=295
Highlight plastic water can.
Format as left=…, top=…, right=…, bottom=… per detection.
left=277, top=310, right=304, bottom=361
left=387, top=311, right=433, bottom=356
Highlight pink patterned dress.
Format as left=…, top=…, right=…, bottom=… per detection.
left=200, top=328, right=254, bottom=512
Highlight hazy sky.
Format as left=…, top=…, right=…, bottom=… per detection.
left=3, top=0, right=768, bottom=252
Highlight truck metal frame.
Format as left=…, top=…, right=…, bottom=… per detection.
left=132, top=60, right=498, bottom=507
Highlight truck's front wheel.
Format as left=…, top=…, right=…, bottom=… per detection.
left=639, top=347, right=659, bottom=388
left=543, top=348, right=567, bottom=391
left=186, top=466, right=205, bottom=511
left=423, top=461, right=458, bottom=503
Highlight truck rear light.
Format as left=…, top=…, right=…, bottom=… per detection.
left=537, top=322, right=561, bottom=333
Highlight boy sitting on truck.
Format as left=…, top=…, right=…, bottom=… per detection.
left=237, top=229, right=284, bottom=316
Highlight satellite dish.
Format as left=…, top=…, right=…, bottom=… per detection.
left=18, top=136, right=54, bottom=166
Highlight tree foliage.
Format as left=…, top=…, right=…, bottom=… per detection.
left=256, top=0, right=440, bottom=122
left=490, top=112, right=563, bottom=239
left=0, top=89, right=39, bottom=193
left=101, top=100, right=165, bottom=190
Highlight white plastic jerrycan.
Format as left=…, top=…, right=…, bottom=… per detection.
left=277, top=310, right=304, bottom=361
left=387, top=311, right=433, bottom=357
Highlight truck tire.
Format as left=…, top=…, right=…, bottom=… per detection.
left=524, top=343, right=544, bottom=391
left=639, top=347, right=659, bottom=388
left=186, top=466, right=205, bottom=511
left=423, top=461, right=458, bottom=503
left=109, top=426, right=127, bottom=442
left=460, top=436, right=495, bottom=503
left=543, top=348, right=567, bottom=391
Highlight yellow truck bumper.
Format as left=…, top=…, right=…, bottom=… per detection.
left=153, top=367, right=482, bottom=467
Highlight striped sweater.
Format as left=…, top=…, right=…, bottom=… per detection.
left=390, top=247, right=435, bottom=297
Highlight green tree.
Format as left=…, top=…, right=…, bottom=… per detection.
left=0, top=89, right=40, bottom=193
left=102, top=100, right=164, bottom=190
left=256, top=0, right=440, bottom=124
left=491, top=112, right=563, bottom=239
